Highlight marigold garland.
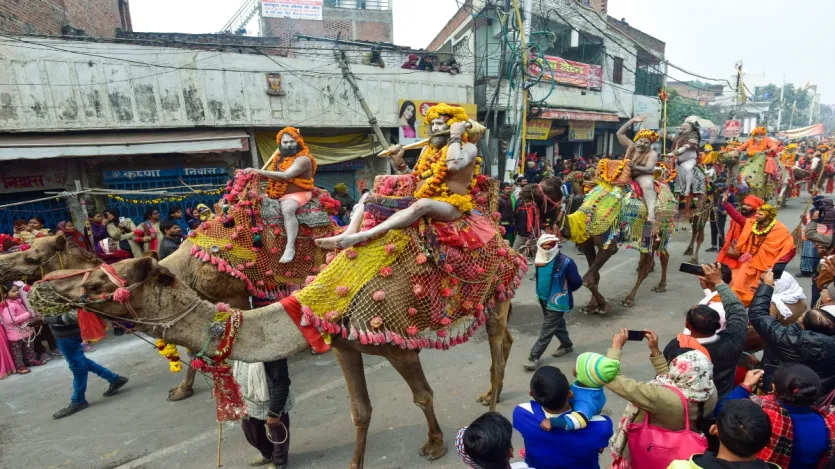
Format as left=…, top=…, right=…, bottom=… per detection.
left=411, top=135, right=480, bottom=213
left=596, top=158, right=627, bottom=183
left=751, top=126, right=767, bottom=137
left=751, top=217, right=776, bottom=236
left=156, top=338, right=182, bottom=372
left=107, top=186, right=225, bottom=205
left=633, top=129, right=659, bottom=143
left=266, top=127, right=318, bottom=199
left=422, top=103, right=470, bottom=126
left=659, top=162, right=677, bottom=183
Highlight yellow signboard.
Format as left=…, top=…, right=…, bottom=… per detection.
left=398, top=100, right=477, bottom=145
left=526, top=119, right=553, bottom=140
left=568, top=120, right=595, bottom=141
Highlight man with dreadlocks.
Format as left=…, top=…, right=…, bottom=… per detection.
left=728, top=203, right=795, bottom=306
left=244, top=127, right=317, bottom=263
left=316, top=103, right=481, bottom=249
left=615, top=115, right=659, bottom=222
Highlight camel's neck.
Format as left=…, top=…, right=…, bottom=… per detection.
left=141, top=287, right=310, bottom=363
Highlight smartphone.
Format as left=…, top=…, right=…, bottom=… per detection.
left=679, top=263, right=705, bottom=277
left=772, top=262, right=787, bottom=280
left=627, top=330, right=646, bottom=341
left=118, top=217, right=126, bottom=224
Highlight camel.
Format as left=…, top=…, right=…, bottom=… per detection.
left=0, top=234, right=248, bottom=401
left=32, top=256, right=515, bottom=468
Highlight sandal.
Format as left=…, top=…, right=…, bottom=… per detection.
left=18, top=368, right=30, bottom=375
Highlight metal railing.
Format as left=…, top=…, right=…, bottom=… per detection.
left=323, top=0, right=391, bottom=11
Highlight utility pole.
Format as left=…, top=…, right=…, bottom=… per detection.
left=789, top=100, right=797, bottom=129
left=507, top=0, right=532, bottom=182
left=333, top=49, right=389, bottom=153
left=776, top=75, right=785, bottom=131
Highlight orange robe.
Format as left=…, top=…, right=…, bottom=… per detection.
left=737, top=137, right=780, bottom=175
left=729, top=219, right=795, bottom=306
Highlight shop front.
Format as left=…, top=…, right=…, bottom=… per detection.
left=538, top=108, right=620, bottom=161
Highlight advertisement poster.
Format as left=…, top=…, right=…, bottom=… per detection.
left=261, top=0, right=323, bottom=20
left=530, top=55, right=603, bottom=90
left=526, top=119, right=553, bottom=140
left=724, top=120, right=741, bottom=138
left=397, top=100, right=477, bottom=145
left=568, top=121, right=595, bottom=141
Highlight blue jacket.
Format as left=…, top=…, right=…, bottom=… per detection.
left=536, top=253, right=583, bottom=311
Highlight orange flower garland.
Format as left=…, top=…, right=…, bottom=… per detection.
left=266, top=127, right=318, bottom=199
left=659, top=162, right=677, bottom=183
left=411, top=134, right=480, bottom=213
left=596, top=158, right=628, bottom=183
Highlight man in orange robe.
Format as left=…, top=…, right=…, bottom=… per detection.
left=729, top=203, right=796, bottom=305
left=717, top=194, right=764, bottom=271
left=736, top=126, right=780, bottom=177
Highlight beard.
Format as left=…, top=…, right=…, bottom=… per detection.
left=740, top=207, right=755, bottom=216
left=429, top=135, right=448, bottom=149
left=634, top=142, right=650, bottom=152
left=281, top=144, right=300, bottom=156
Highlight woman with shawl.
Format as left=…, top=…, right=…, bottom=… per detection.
left=606, top=329, right=717, bottom=468
left=56, top=220, right=91, bottom=251
left=668, top=120, right=701, bottom=200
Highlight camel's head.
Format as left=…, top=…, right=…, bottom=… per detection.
left=30, top=257, right=180, bottom=321
left=0, top=234, right=95, bottom=283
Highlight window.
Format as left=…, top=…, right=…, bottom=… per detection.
left=613, top=57, right=624, bottom=84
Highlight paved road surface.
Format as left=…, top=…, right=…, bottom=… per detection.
left=0, top=197, right=811, bottom=469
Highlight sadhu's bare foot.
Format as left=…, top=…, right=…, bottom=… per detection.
left=335, top=232, right=367, bottom=249
left=315, top=236, right=341, bottom=250
left=279, top=247, right=296, bottom=263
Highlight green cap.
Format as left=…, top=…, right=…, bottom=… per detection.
left=576, top=352, right=620, bottom=388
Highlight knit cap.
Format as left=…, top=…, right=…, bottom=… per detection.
left=576, top=352, right=620, bottom=388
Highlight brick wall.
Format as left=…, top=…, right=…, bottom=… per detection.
left=426, top=0, right=473, bottom=51
left=262, top=6, right=392, bottom=44
left=0, top=0, right=126, bottom=37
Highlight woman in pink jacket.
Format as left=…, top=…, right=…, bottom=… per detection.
left=0, top=282, right=41, bottom=374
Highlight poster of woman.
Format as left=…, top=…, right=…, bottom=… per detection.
left=397, top=99, right=477, bottom=145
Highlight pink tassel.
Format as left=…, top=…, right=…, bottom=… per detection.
left=360, top=331, right=369, bottom=345
left=211, top=256, right=219, bottom=265
left=341, top=327, right=349, bottom=339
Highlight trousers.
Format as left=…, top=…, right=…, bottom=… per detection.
left=55, top=336, right=119, bottom=404
left=529, top=300, right=572, bottom=359
left=242, top=414, right=291, bottom=466
left=710, top=213, right=727, bottom=247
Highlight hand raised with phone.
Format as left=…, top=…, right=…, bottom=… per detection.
left=698, top=263, right=724, bottom=289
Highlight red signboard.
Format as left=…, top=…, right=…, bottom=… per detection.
left=724, top=120, right=741, bottom=138
left=530, top=55, right=603, bottom=90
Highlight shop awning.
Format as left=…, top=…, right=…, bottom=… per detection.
left=539, top=109, right=620, bottom=122
left=0, top=130, right=249, bottom=161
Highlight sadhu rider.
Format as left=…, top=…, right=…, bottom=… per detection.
left=615, top=115, right=659, bottom=222
left=316, top=103, right=479, bottom=249
left=244, top=127, right=317, bottom=263
left=736, top=126, right=780, bottom=179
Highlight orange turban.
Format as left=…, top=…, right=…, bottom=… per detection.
left=743, top=195, right=764, bottom=210
left=276, top=126, right=307, bottom=150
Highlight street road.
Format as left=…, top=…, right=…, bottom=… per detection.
left=0, top=197, right=812, bottom=469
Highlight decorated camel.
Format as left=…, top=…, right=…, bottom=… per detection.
left=31, top=104, right=527, bottom=468
left=0, top=127, right=345, bottom=401
left=726, top=127, right=792, bottom=203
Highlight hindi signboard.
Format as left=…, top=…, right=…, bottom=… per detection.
left=568, top=121, right=595, bottom=141
left=530, top=56, right=603, bottom=90
left=261, top=0, right=323, bottom=21
left=526, top=119, right=553, bottom=140
left=397, top=100, right=477, bottom=145
left=724, top=120, right=741, bottom=138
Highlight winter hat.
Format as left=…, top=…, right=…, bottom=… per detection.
left=576, top=352, right=620, bottom=388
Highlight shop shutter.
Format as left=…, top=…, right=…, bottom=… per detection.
left=314, top=171, right=357, bottom=199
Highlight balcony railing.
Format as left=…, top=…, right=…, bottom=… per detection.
left=323, top=0, right=390, bottom=10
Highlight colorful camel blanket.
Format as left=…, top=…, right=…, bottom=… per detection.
left=571, top=180, right=677, bottom=252
left=740, top=152, right=789, bottom=201
left=294, top=175, right=526, bottom=350
left=186, top=171, right=342, bottom=300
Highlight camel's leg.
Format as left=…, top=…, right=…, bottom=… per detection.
left=384, top=350, right=447, bottom=460
left=476, top=300, right=512, bottom=410
left=582, top=243, right=615, bottom=314
left=683, top=218, right=696, bottom=256
left=653, top=250, right=670, bottom=292
left=168, top=366, right=196, bottom=401
left=620, top=253, right=653, bottom=307
left=332, top=345, right=372, bottom=469
left=691, top=217, right=706, bottom=264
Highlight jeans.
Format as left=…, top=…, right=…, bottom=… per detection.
left=55, top=336, right=119, bottom=404
left=529, top=300, right=572, bottom=359
left=710, top=213, right=727, bottom=248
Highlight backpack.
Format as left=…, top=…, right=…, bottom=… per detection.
left=546, top=257, right=571, bottom=312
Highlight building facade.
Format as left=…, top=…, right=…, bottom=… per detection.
left=426, top=0, right=665, bottom=178
left=0, top=33, right=472, bottom=232
left=260, top=0, right=393, bottom=43
left=0, top=0, right=131, bottom=37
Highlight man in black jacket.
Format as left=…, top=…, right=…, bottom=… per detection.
left=234, top=359, right=292, bottom=469
left=30, top=310, right=129, bottom=419
left=750, top=270, right=835, bottom=394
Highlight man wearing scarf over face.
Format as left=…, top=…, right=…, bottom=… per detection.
left=524, top=234, right=583, bottom=370
left=717, top=193, right=765, bottom=272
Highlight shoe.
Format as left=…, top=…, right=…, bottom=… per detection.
left=249, top=456, right=271, bottom=466
left=705, top=246, right=718, bottom=252
left=82, top=344, right=95, bottom=353
left=523, top=358, right=539, bottom=371
left=40, top=353, right=53, bottom=362
left=551, top=346, right=574, bottom=358
left=29, top=359, right=43, bottom=366
left=103, top=376, right=129, bottom=397
left=50, top=349, right=62, bottom=357
left=266, top=464, right=286, bottom=469
left=53, top=402, right=88, bottom=419
left=797, top=272, right=812, bottom=278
